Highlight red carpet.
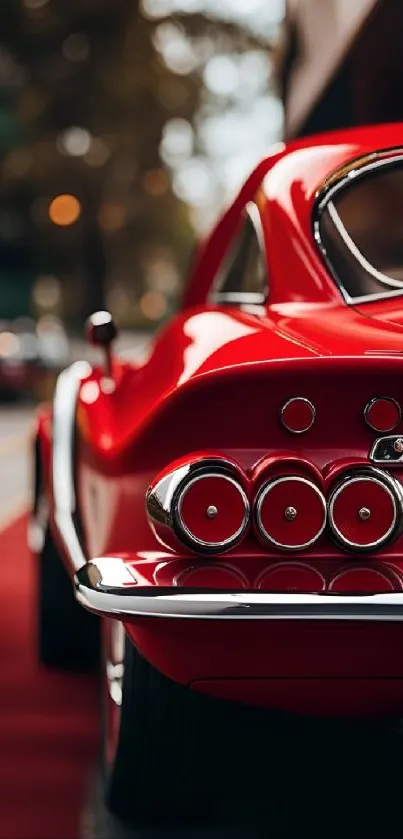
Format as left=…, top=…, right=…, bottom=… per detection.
left=0, top=515, right=99, bottom=839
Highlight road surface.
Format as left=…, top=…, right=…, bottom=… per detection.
left=0, top=331, right=152, bottom=526
left=0, top=404, right=33, bottom=527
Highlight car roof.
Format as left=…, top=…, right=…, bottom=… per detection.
left=261, top=122, right=403, bottom=228
left=185, top=123, right=403, bottom=309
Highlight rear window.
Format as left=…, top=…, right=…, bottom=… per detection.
left=318, top=159, right=403, bottom=301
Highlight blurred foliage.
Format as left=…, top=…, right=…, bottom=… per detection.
left=0, top=0, right=280, bottom=329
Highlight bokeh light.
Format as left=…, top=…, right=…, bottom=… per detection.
left=140, top=290, right=168, bottom=320
left=173, top=157, right=215, bottom=205
left=62, top=32, right=90, bottom=62
left=49, top=194, right=81, bottom=227
left=142, top=0, right=285, bottom=37
left=203, top=56, right=240, bottom=97
left=0, top=331, right=19, bottom=357
left=97, top=202, right=126, bottom=232
left=160, top=118, right=194, bottom=164
left=32, top=275, right=62, bottom=310
left=83, top=138, right=110, bottom=168
left=142, top=169, right=170, bottom=196
left=153, top=23, right=198, bottom=75
left=58, top=127, right=92, bottom=157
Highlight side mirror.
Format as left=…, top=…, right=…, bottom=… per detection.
left=85, top=310, right=118, bottom=377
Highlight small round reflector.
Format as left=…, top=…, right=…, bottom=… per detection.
left=255, top=476, right=327, bottom=550
left=280, top=398, right=316, bottom=434
left=174, top=472, right=249, bottom=552
left=364, top=397, right=401, bottom=433
left=258, top=563, right=325, bottom=592
left=328, top=470, right=402, bottom=551
left=330, top=568, right=395, bottom=593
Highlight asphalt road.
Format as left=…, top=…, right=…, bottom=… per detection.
left=0, top=404, right=33, bottom=526
left=0, top=331, right=152, bottom=526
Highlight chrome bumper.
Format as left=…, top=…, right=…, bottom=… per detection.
left=75, top=557, right=403, bottom=622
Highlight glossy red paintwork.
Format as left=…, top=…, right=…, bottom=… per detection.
left=40, top=123, right=403, bottom=716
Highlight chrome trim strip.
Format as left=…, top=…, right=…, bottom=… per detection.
left=313, top=150, right=403, bottom=305
left=175, top=472, right=250, bottom=551
left=328, top=468, right=403, bottom=551
left=280, top=397, right=316, bottom=434
left=52, top=361, right=91, bottom=572
left=213, top=292, right=267, bottom=305
left=75, top=557, right=403, bottom=621
left=255, top=476, right=327, bottom=550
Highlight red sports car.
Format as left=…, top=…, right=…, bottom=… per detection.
left=32, top=123, right=403, bottom=822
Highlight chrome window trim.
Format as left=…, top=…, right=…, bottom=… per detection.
left=255, top=476, right=327, bottom=551
left=328, top=468, right=403, bottom=551
left=174, top=471, right=250, bottom=552
left=313, top=149, right=403, bottom=305
left=52, top=360, right=91, bottom=572
left=75, top=556, right=403, bottom=621
left=210, top=201, right=269, bottom=306
left=213, top=291, right=267, bottom=305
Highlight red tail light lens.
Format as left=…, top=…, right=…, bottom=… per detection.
left=173, top=471, right=249, bottom=552
left=254, top=476, right=327, bottom=550
left=328, top=469, right=403, bottom=551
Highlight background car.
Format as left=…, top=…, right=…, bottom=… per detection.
left=0, top=316, right=69, bottom=401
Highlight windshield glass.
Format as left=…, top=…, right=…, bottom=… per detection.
left=318, top=159, right=403, bottom=301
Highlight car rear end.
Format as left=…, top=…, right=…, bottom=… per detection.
left=75, top=353, right=403, bottom=716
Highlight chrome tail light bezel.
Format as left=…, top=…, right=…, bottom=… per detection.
left=254, top=475, right=327, bottom=551
left=328, top=467, right=403, bottom=552
left=147, top=458, right=250, bottom=554
left=172, top=469, right=250, bottom=553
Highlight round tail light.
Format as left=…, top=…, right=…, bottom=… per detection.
left=255, top=476, right=327, bottom=550
left=173, top=470, right=249, bottom=553
left=328, top=469, right=403, bottom=552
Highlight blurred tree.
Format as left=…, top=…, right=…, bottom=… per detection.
left=0, top=0, right=280, bottom=329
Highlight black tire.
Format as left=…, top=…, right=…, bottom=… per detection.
left=104, top=639, right=226, bottom=825
left=37, top=526, right=100, bottom=671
